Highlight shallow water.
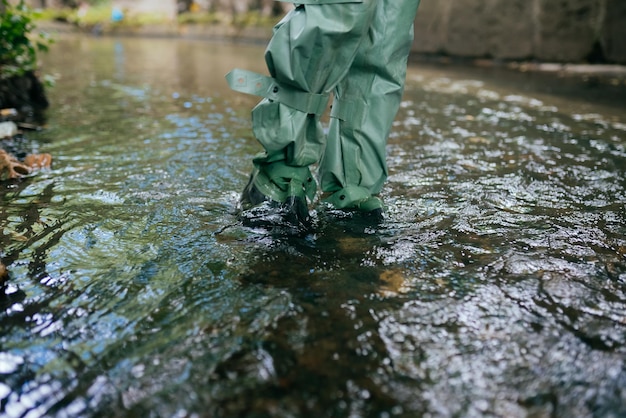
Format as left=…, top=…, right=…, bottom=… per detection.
left=1, top=35, right=625, bottom=417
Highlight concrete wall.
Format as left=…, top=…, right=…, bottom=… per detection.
left=414, top=0, right=624, bottom=64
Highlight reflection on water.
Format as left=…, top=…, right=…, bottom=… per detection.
left=1, top=35, right=625, bottom=417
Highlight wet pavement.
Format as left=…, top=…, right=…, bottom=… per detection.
left=1, top=35, right=625, bottom=417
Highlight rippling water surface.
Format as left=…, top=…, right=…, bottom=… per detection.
left=1, top=36, right=625, bottom=417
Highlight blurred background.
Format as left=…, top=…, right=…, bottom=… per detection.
left=9, top=0, right=626, bottom=65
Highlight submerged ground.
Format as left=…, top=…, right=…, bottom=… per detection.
left=1, top=35, right=625, bottom=417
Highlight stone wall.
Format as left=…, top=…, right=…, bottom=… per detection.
left=414, top=0, right=624, bottom=64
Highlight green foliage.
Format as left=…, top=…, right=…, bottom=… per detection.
left=177, top=10, right=278, bottom=28
left=69, top=4, right=112, bottom=26
left=0, top=0, right=52, bottom=79
left=231, top=11, right=278, bottom=28
left=177, top=11, right=222, bottom=25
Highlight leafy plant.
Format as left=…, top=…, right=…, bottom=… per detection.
left=0, top=0, right=52, bottom=79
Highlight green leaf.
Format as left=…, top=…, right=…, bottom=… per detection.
left=0, top=0, right=52, bottom=79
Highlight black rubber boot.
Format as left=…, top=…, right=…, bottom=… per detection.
left=240, top=174, right=269, bottom=208
left=239, top=175, right=312, bottom=234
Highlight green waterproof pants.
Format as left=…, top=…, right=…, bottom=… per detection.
left=228, top=0, right=421, bottom=210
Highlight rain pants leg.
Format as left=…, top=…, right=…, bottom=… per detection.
left=227, top=0, right=420, bottom=227
left=321, top=0, right=421, bottom=213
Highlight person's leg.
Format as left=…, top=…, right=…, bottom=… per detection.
left=320, top=0, right=421, bottom=218
left=228, top=0, right=377, bottom=230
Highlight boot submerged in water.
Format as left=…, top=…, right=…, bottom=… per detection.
left=238, top=163, right=316, bottom=234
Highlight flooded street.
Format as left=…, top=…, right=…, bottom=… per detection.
left=1, top=35, right=626, bottom=417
